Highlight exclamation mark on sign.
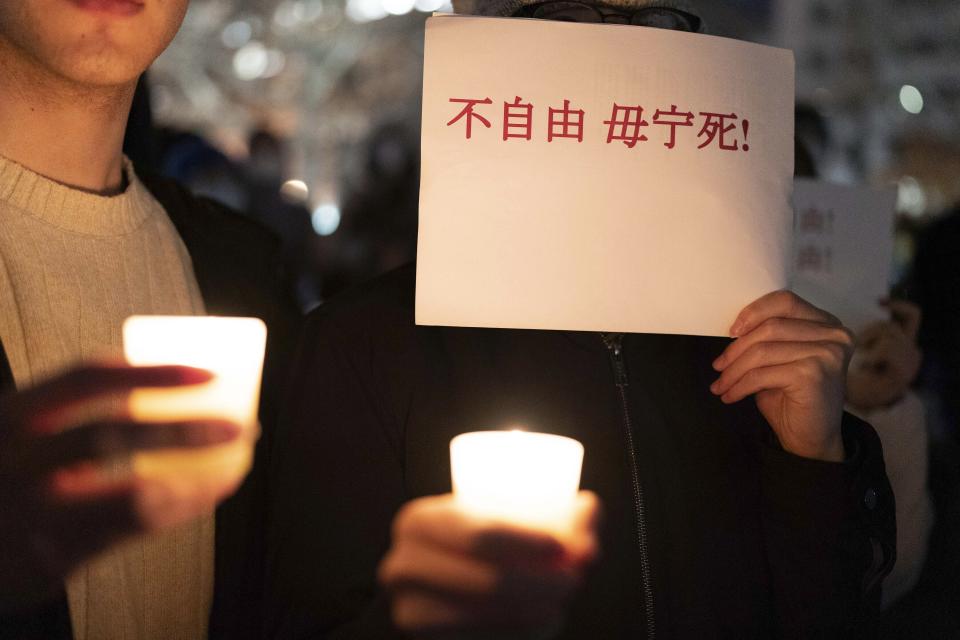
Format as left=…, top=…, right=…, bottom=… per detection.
left=741, top=119, right=750, bottom=152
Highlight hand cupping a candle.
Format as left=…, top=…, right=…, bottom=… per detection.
left=0, top=362, right=241, bottom=614
left=710, top=290, right=855, bottom=463
left=123, top=316, right=268, bottom=493
left=379, top=491, right=601, bottom=639
left=380, top=430, right=598, bottom=637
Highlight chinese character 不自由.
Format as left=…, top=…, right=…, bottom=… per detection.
left=447, top=97, right=493, bottom=140
left=547, top=99, right=585, bottom=143
left=503, top=96, right=534, bottom=141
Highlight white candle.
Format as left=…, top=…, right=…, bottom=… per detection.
left=450, top=430, right=584, bottom=534
left=123, top=316, right=267, bottom=492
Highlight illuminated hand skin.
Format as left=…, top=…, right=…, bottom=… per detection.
left=710, top=291, right=855, bottom=463
left=378, top=492, right=601, bottom=639
left=846, top=300, right=922, bottom=412
left=0, top=362, right=241, bottom=614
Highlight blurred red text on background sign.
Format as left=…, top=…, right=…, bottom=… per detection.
left=791, top=179, right=897, bottom=332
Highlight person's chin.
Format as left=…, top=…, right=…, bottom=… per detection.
left=54, top=52, right=149, bottom=89
left=50, top=30, right=159, bottom=85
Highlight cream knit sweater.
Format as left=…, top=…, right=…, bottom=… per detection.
left=0, top=154, right=214, bottom=639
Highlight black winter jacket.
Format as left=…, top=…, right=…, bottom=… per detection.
left=264, top=264, right=895, bottom=640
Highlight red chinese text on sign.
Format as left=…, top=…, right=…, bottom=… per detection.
left=604, top=104, right=650, bottom=148
left=798, top=207, right=835, bottom=234
left=547, top=99, right=585, bottom=143
left=447, top=97, right=493, bottom=139
left=503, top=96, right=534, bottom=141
left=697, top=112, right=749, bottom=151
left=652, top=105, right=695, bottom=149
left=796, top=244, right=833, bottom=274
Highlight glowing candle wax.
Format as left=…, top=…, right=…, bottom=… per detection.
left=450, top=430, right=584, bottom=534
left=123, top=316, right=267, bottom=491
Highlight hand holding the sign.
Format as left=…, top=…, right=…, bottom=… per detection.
left=710, top=291, right=854, bottom=463
left=0, top=362, right=240, bottom=614
left=379, top=492, right=601, bottom=638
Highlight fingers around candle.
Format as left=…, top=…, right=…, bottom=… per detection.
left=393, top=495, right=565, bottom=564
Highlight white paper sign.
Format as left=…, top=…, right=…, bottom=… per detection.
left=416, top=15, right=795, bottom=336
left=791, top=179, right=897, bottom=332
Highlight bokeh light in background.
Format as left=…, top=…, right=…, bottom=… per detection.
left=280, top=179, right=310, bottom=201
left=900, top=85, right=924, bottom=115
left=312, top=202, right=342, bottom=235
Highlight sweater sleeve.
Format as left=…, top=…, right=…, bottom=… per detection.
left=758, top=411, right=896, bottom=638
left=262, top=308, right=406, bottom=640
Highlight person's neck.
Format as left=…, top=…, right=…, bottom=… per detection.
left=0, top=39, right=136, bottom=196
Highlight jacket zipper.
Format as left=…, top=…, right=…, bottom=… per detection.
left=601, top=332, right=655, bottom=640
